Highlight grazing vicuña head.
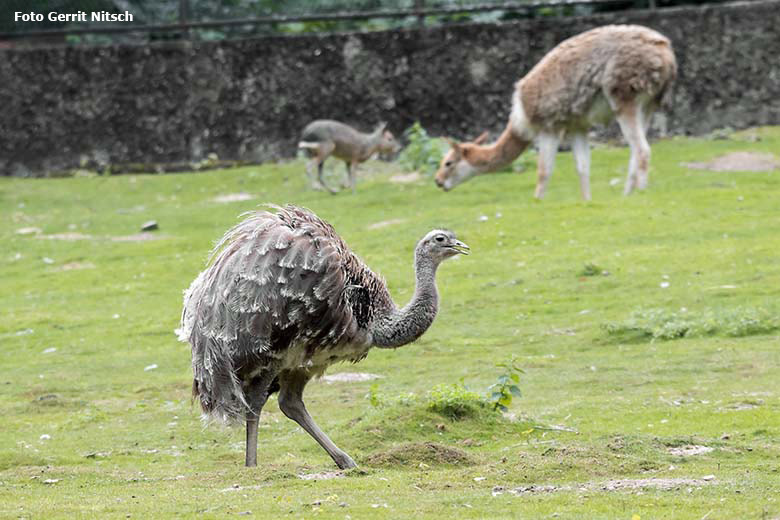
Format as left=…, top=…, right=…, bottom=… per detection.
left=434, top=132, right=489, bottom=191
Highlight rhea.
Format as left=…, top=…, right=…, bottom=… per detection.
left=435, top=25, right=678, bottom=200
left=178, top=205, right=469, bottom=468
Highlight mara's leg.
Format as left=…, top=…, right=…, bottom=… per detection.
left=277, top=369, right=357, bottom=469
left=571, top=133, right=591, bottom=201
left=534, top=132, right=560, bottom=199
left=244, top=372, right=277, bottom=467
left=315, top=142, right=339, bottom=194
left=342, top=161, right=351, bottom=189
left=306, top=158, right=324, bottom=191
left=348, top=160, right=359, bottom=194
left=616, top=104, right=651, bottom=195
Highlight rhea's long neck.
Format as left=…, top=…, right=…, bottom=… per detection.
left=469, top=124, right=531, bottom=173
left=370, top=253, right=439, bottom=348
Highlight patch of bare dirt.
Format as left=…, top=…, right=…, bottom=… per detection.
left=493, top=477, right=716, bottom=496
left=298, top=471, right=345, bottom=481
left=213, top=192, right=254, bottom=203
left=16, top=227, right=42, bottom=235
left=367, top=218, right=405, bottom=230
left=683, top=152, right=780, bottom=172
left=111, top=233, right=169, bottom=242
left=365, top=442, right=474, bottom=467
left=597, top=478, right=714, bottom=491
left=389, top=172, right=422, bottom=184
left=36, top=233, right=92, bottom=241
left=668, top=445, right=714, bottom=457
left=56, top=262, right=96, bottom=271
left=321, top=372, right=384, bottom=383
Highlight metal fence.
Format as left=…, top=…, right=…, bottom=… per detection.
left=1, top=0, right=737, bottom=44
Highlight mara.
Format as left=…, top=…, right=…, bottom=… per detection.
left=435, top=25, right=677, bottom=200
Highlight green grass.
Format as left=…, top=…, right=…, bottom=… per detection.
left=1, top=127, right=779, bottom=518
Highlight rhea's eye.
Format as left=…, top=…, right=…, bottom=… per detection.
left=435, top=235, right=445, bottom=242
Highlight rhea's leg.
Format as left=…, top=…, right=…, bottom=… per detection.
left=277, top=369, right=357, bottom=469
left=571, top=133, right=591, bottom=201
left=244, top=373, right=275, bottom=467
left=534, top=132, right=560, bottom=199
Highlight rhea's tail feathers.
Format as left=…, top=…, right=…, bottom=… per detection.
left=190, top=331, right=251, bottom=424
left=192, top=365, right=250, bottom=424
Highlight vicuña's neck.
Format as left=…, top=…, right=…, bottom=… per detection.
left=370, top=254, right=439, bottom=348
left=469, top=124, right=530, bottom=173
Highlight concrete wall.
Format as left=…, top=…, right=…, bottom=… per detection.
left=1, top=0, right=779, bottom=176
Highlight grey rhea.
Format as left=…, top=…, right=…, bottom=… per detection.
left=177, top=205, right=469, bottom=468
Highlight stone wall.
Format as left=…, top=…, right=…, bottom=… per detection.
left=1, top=0, right=779, bottom=176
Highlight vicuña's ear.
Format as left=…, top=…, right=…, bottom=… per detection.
left=377, top=121, right=388, bottom=132
left=445, top=137, right=460, bottom=150
left=473, top=131, right=489, bottom=145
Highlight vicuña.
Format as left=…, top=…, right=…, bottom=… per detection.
left=435, top=25, right=677, bottom=200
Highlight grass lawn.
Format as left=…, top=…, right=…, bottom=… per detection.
left=1, top=128, right=779, bottom=519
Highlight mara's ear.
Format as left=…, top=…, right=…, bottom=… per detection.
left=473, top=131, right=489, bottom=145
left=376, top=121, right=388, bottom=132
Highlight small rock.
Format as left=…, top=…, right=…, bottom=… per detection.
left=141, top=220, right=159, bottom=232
left=478, top=215, right=489, bottom=222
left=40, top=434, right=51, bottom=440
left=474, top=476, right=486, bottom=482
left=144, top=364, right=158, bottom=372
left=43, top=479, right=60, bottom=484
left=701, top=475, right=716, bottom=481
left=660, top=281, right=670, bottom=288
left=42, top=347, right=57, bottom=354
left=42, top=257, right=55, bottom=264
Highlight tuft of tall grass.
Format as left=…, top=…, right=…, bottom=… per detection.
left=602, top=306, right=779, bottom=342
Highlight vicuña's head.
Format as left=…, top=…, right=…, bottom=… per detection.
left=434, top=131, right=489, bottom=191
left=374, top=122, right=402, bottom=155
left=416, top=229, right=470, bottom=264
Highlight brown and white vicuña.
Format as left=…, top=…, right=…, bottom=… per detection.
left=435, top=25, right=677, bottom=200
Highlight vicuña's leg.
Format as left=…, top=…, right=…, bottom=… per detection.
left=535, top=132, right=559, bottom=199
left=616, top=104, right=650, bottom=195
left=277, top=369, right=357, bottom=469
left=571, top=133, right=591, bottom=201
left=245, top=372, right=276, bottom=467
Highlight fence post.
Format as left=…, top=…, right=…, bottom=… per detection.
left=179, top=0, right=191, bottom=39
left=415, top=0, right=425, bottom=28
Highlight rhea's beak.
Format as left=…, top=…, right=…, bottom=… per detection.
left=450, top=240, right=470, bottom=255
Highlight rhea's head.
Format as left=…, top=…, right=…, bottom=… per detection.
left=416, top=229, right=470, bottom=264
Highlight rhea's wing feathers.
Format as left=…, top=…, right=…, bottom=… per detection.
left=179, top=205, right=372, bottom=422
